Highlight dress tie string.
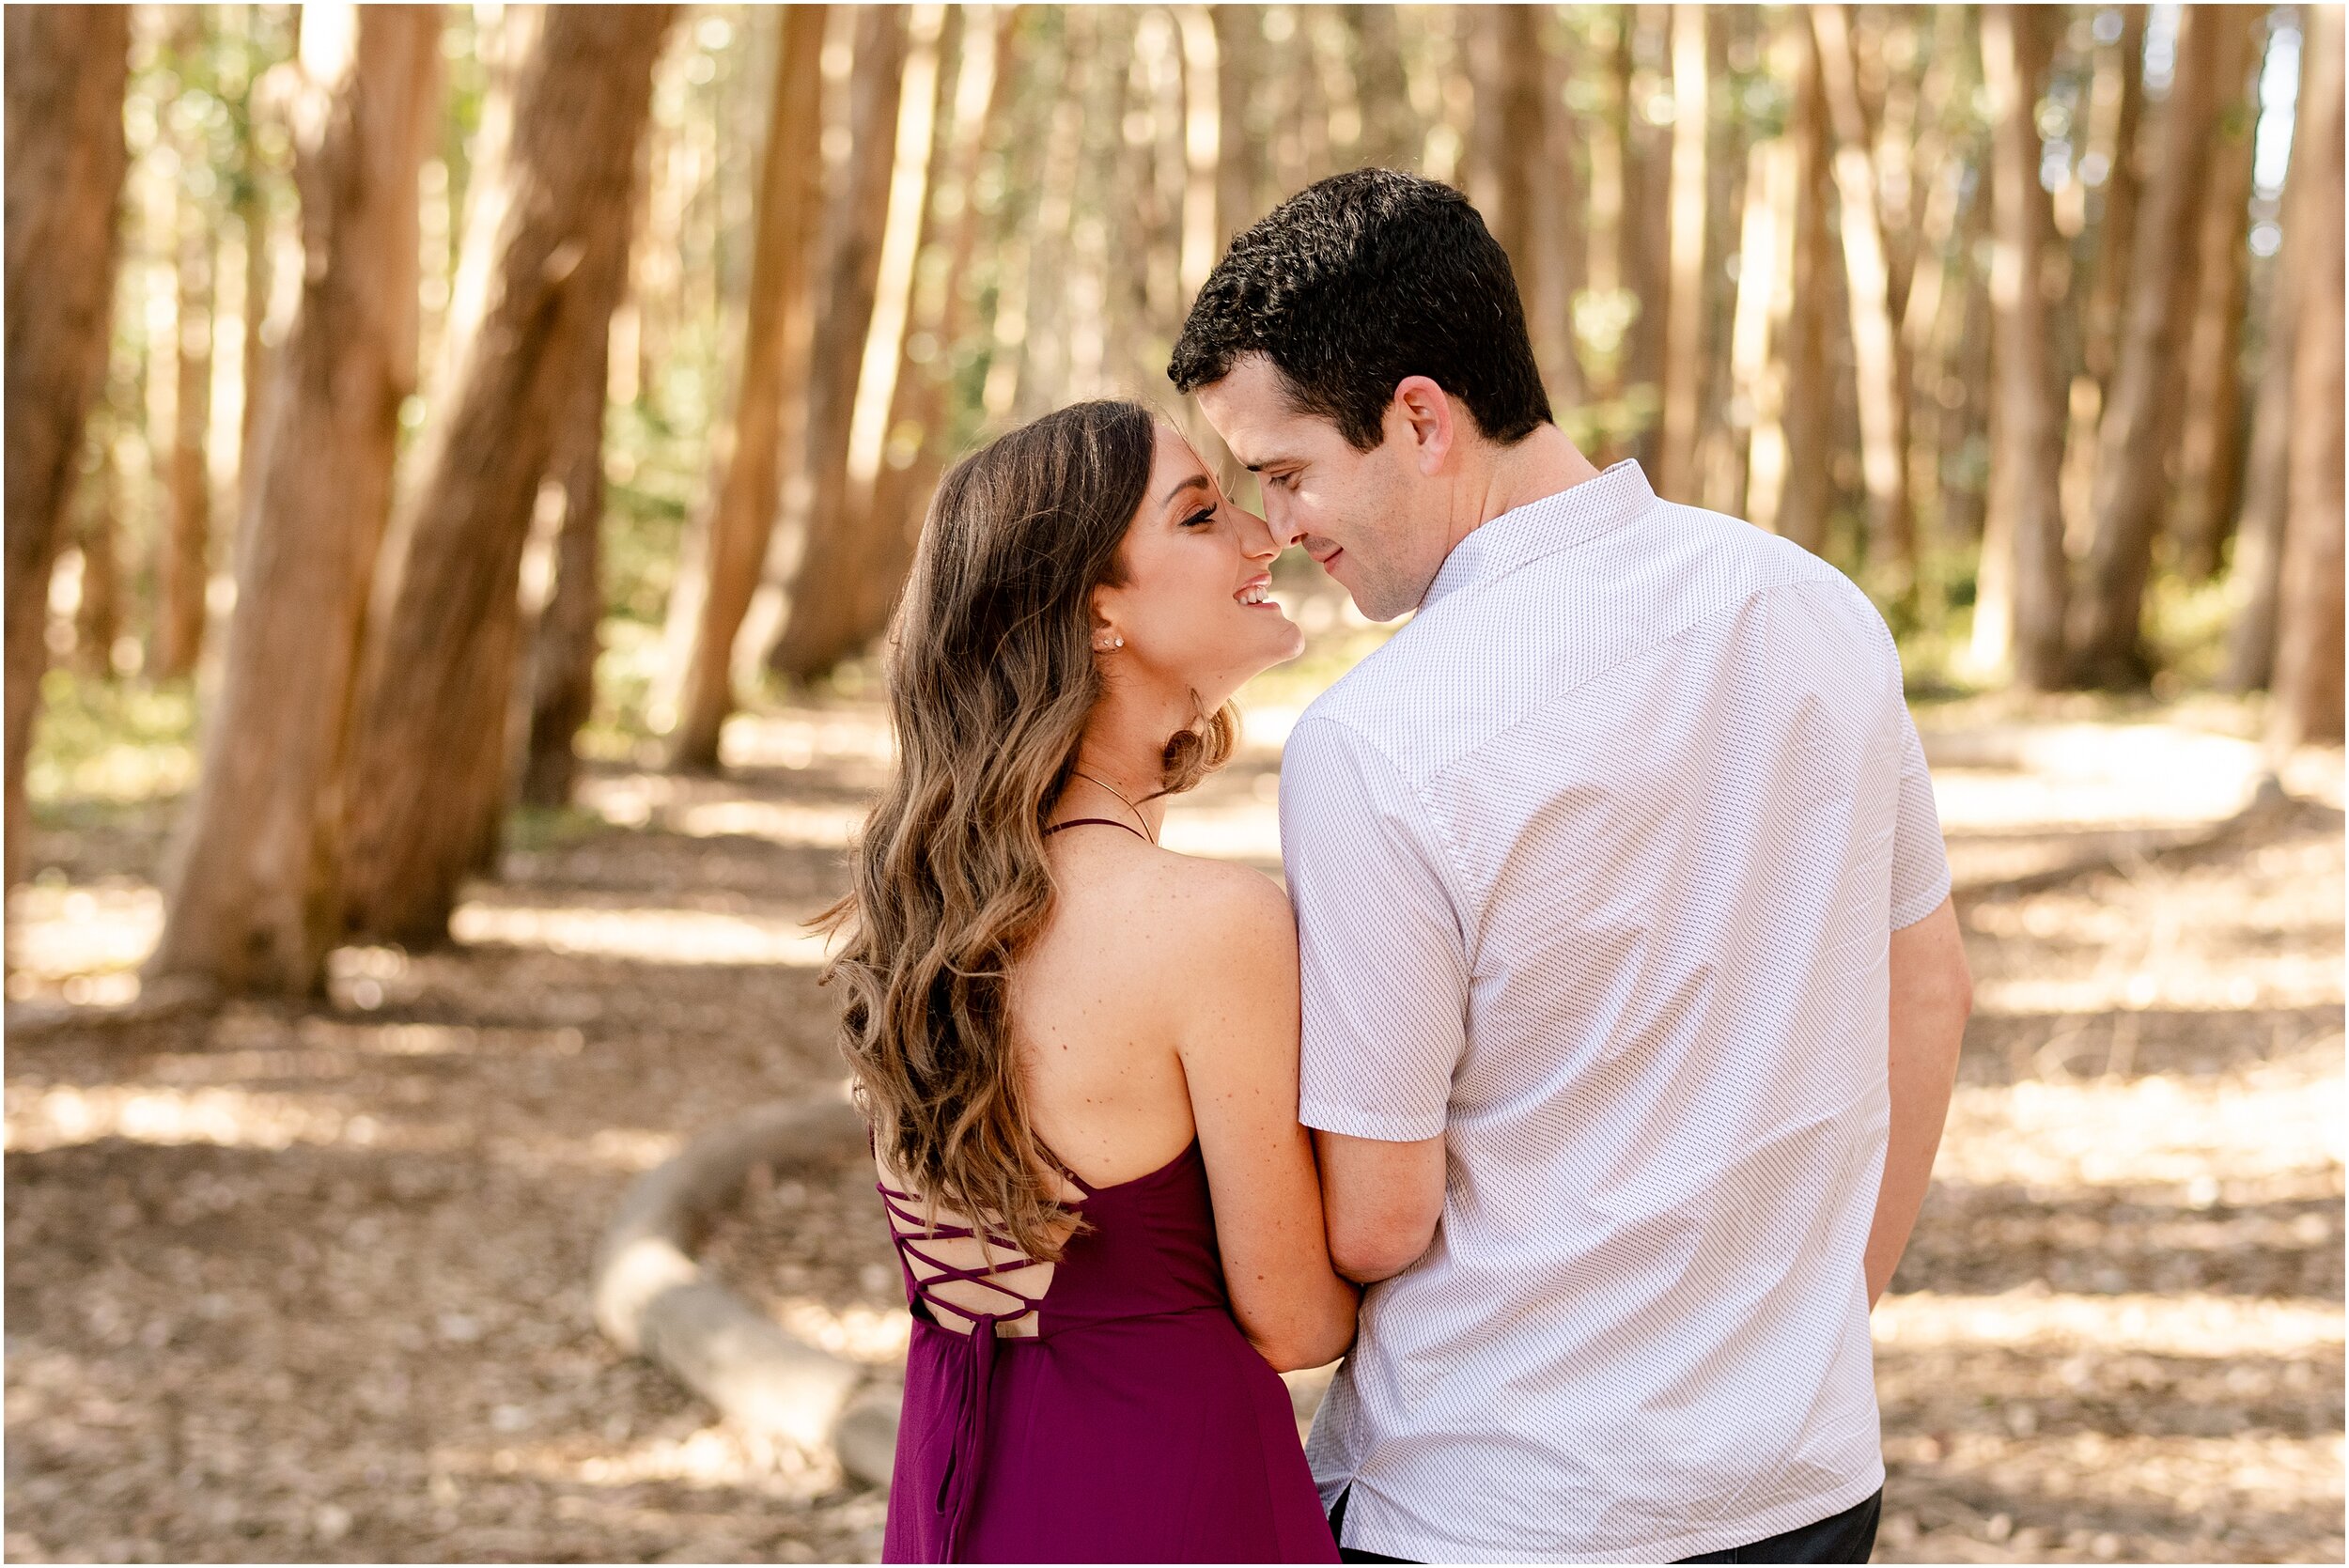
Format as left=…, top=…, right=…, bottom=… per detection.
left=936, top=1311, right=1003, bottom=1562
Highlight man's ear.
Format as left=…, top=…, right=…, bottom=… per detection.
left=1389, top=376, right=1455, bottom=476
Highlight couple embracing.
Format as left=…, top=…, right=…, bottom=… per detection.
left=827, top=171, right=1974, bottom=1564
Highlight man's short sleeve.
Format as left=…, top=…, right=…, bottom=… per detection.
left=1889, top=704, right=1952, bottom=928
left=1278, top=716, right=1470, bottom=1142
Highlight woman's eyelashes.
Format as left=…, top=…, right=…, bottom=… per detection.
left=1179, top=502, right=1219, bottom=530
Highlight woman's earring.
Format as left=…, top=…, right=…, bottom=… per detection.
left=1097, top=633, right=1123, bottom=651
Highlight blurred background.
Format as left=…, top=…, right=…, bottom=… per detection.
left=5, top=4, right=2341, bottom=1563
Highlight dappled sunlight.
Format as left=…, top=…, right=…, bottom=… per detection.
left=1935, top=1063, right=2343, bottom=1193
left=9, top=697, right=2340, bottom=1563
left=1923, top=725, right=2268, bottom=833
left=574, top=771, right=871, bottom=849
left=1875, top=1291, right=2341, bottom=1358
left=718, top=708, right=896, bottom=772
left=450, top=900, right=837, bottom=968
left=5, top=1081, right=394, bottom=1155
left=1873, top=1433, right=2342, bottom=1561
left=770, top=1297, right=915, bottom=1366
left=556, top=1423, right=840, bottom=1494
left=4, top=879, right=160, bottom=998
left=669, top=798, right=868, bottom=847
left=1159, top=788, right=1286, bottom=862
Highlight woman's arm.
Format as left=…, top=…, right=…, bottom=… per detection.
left=1170, top=862, right=1360, bottom=1372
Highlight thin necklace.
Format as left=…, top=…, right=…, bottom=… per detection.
left=1068, top=768, right=1156, bottom=844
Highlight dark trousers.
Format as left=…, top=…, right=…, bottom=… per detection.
left=1326, top=1485, right=1882, bottom=1565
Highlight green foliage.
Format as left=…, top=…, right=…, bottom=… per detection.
left=25, top=671, right=197, bottom=811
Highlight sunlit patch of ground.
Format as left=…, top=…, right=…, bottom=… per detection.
left=1875, top=781, right=2344, bottom=1564
left=4, top=689, right=2341, bottom=1563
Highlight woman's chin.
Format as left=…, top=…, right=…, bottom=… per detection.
left=1246, top=621, right=1308, bottom=676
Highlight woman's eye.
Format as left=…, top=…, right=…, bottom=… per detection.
left=1182, top=506, right=1217, bottom=529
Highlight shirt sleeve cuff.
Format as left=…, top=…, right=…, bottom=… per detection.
left=1890, top=863, right=1953, bottom=928
left=1299, top=1099, right=1448, bottom=1142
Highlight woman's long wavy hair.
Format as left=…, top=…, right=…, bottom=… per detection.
left=821, top=400, right=1237, bottom=1258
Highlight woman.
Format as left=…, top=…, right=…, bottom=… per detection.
left=824, top=400, right=1359, bottom=1563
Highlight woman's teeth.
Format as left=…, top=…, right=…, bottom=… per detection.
left=1237, top=583, right=1270, bottom=605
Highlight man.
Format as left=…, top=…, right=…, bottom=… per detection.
left=1170, top=169, right=1971, bottom=1564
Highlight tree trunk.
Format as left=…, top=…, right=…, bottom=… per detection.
left=765, top=6, right=916, bottom=681
left=2269, top=3, right=2345, bottom=748
left=2069, top=6, right=2229, bottom=688
left=1467, top=6, right=1579, bottom=421
left=73, top=421, right=124, bottom=676
left=1779, top=17, right=1836, bottom=554
left=2081, top=5, right=2149, bottom=390
left=2060, top=5, right=2150, bottom=558
left=519, top=317, right=610, bottom=810
left=1894, top=5, right=1969, bottom=580
left=2171, top=10, right=2263, bottom=581
left=2222, top=186, right=2308, bottom=696
left=1212, top=7, right=1263, bottom=241
left=435, top=4, right=540, bottom=406
left=234, top=151, right=278, bottom=523
left=662, top=5, right=828, bottom=770
left=145, top=6, right=440, bottom=994
left=1812, top=2, right=1914, bottom=596
left=858, top=7, right=1017, bottom=647
left=1175, top=6, right=1220, bottom=304
left=1737, top=19, right=1797, bottom=531
left=5, top=6, right=132, bottom=893
left=1657, top=4, right=1708, bottom=502
left=340, top=6, right=672, bottom=946
left=1001, top=11, right=1096, bottom=422
left=2222, top=287, right=2298, bottom=691
left=1624, top=6, right=1673, bottom=473
left=1346, top=4, right=1414, bottom=174
left=1973, top=5, right=2068, bottom=688
left=158, top=179, right=217, bottom=680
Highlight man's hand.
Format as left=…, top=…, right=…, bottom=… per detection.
left=1868, top=894, right=1972, bottom=1303
left=1314, top=1129, right=1447, bottom=1284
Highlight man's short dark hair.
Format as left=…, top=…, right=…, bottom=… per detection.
left=1168, top=169, right=1552, bottom=451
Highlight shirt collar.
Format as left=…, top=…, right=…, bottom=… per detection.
left=1417, top=460, right=1657, bottom=613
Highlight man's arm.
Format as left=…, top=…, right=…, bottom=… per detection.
left=1314, top=1128, right=1446, bottom=1284
left=1278, top=717, right=1468, bottom=1287
left=1866, top=893, right=1971, bottom=1303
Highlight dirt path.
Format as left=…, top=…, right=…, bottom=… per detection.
left=6, top=700, right=2341, bottom=1562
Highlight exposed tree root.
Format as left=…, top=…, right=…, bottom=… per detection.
left=591, top=1085, right=900, bottom=1489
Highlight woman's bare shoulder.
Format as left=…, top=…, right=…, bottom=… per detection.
left=1143, top=852, right=1297, bottom=975
left=1050, top=837, right=1288, bottom=943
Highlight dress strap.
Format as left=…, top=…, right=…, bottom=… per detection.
left=1043, top=816, right=1150, bottom=842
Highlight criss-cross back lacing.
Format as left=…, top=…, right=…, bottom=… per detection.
left=874, top=1179, right=1068, bottom=1337
left=877, top=1166, right=1088, bottom=1561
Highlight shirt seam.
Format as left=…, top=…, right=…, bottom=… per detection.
left=1305, top=573, right=1890, bottom=982
left=1414, top=470, right=1658, bottom=615
left=1286, top=712, right=1483, bottom=970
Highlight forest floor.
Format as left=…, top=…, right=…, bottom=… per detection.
left=5, top=669, right=2341, bottom=1563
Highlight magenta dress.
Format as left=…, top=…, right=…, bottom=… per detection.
left=877, top=1139, right=1341, bottom=1563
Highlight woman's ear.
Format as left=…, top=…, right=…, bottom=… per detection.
left=1087, top=584, right=1126, bottom=652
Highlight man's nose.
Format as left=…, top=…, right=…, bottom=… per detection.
left=1254, top=493, right=1302, bottom=550
left=1237, top=503, right=1284, bottom=562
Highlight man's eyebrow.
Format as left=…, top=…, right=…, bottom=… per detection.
left=1161, top=472, right=1214, bottom=505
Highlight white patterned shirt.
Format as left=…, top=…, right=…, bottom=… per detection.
left=1282, top=461, right=1951, bottom=1563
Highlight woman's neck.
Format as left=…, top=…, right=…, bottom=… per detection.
left=1060, top=681, right=1193, bottom=838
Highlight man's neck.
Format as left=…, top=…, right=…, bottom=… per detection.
left=1440, top=424, right=1605, bottom=561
